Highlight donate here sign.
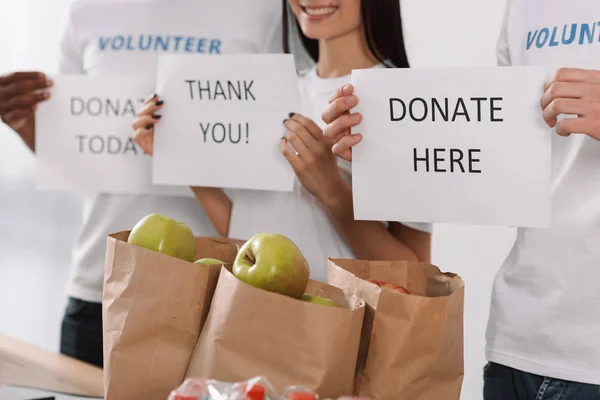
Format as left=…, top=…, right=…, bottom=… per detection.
left=350, top=66, right=552, bottom=228
left=35, top=75, right=191, bottom=196
left=152, top=54, right=300, bottom=191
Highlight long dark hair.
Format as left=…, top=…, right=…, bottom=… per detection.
left=282, top=0, right=410, bottom=68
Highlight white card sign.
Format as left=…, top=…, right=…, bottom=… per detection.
left=152, top=54, right=299, bottom=191
left=35, top=75, right=192, bottom=196
left=351, top=66, right=552, bottom=228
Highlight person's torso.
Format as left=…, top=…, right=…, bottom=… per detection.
left=64, top=0, right=282, bottom=301
left=68, top=0, right=282, bottom=76
left=487, top=0, right=600, bottom=382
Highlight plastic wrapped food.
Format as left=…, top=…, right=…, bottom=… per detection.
left=228, top=376, right=279, bottom=400
left=169, top=376, right=280, bottom=400
left=282, top=386, right=318, bottom=400
left=168, top=378, right=211, bottom=400
left=168, top=377, right=358, bottom=400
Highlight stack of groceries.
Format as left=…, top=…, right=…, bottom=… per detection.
left=102, top=213, right=465, bottom=400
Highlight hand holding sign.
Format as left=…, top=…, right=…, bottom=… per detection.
left=280, top=113, right=344, bottom=205
left=0, top=71, right=53, bottom=151
left=541, top=67, right=600, bottom=142
left=322, top=83, right=363, bottom=162
left=132, top=94, right=164, bottom=155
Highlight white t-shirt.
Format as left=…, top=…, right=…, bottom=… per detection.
left=486, top=0, right=600, bottom=384
left=229, top=65, right=432, bottom=283
left=58, top=0, right=283, bottom=303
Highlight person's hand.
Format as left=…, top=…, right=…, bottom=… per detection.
left=280, top=113, right=345, bottom=205
left=541, top=68, right=600, bottom=141
left=132, top=94, right=163, bottom=155
left=0, top=71, right=53, bottom=145
left=322, top=83, right=363, bottom=161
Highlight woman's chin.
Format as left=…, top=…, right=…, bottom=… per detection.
left=299, top=25, right=337, bottom=41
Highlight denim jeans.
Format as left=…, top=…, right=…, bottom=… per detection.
left=59, top=297, right=103, bottom=368
left=484, top=362, right=600, bottom=400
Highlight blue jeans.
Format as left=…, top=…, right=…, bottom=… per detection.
left=484, top=362, right=600, bottom=400
left=60, top=297, right=103, bottom=368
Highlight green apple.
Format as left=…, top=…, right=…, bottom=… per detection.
left=128, top=213, right=196, bottom=262
left=194, top=258, right=225, bottom=265
left=301, top=294, right=339, bottom=308
left=233, top=233, right=309, bottom=299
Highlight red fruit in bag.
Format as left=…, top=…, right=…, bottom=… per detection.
left=238, top=383, right=265, bottom=400
left=366, top=279, right=410, bottom=294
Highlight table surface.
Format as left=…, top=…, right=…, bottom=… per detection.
left=0, top=334, right=103, bottom=397
left=0, top=385, right=102, bottom=400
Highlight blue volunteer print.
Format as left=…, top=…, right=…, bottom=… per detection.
left=98, top=34, right=222, bottom=53
left=526, top=21, right=600, bottom=50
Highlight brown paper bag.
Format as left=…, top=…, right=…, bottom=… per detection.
left=102, top=231, right=242, bottom=400
left=185, top=267, right=366, bottom=398
left=328, top=259, right=464, bottom=400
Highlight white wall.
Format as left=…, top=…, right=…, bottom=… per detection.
left=0, top=1, right=514, bottom=399
left=0, top=0, right=83, bottom=352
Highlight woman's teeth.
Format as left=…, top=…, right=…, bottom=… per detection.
left=303, top=6, right=337, bottom=16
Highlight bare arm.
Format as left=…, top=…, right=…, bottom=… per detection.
left=388, top=221, right=431, bottom=264
left=281, top=113, right=431, bottom=262
left=322, top=179, right=431, bottom=262
left=189, top=187, right=232, bottom=237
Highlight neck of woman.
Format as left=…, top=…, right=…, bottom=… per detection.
left=316, top=27, right=379, bottom=78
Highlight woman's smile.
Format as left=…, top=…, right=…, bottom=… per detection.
left=299, top=3, right=339, bottom=20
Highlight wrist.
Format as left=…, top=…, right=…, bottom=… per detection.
left=19, top=124, right=36, bottom=153
left=318, top=177, right=351, bottom=213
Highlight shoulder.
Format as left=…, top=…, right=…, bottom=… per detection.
left=65, top=0, right=153, bottom=33
left=297, top=66, right=314, bottom=80
left=64, top=0, right=105, bottom=23
left=500, top=0, right=525, bottom=21
left=68, top=0, right=113, bottom=12
left=67, top=0, right=145, bottom=17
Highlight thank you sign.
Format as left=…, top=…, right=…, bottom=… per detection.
left=152, top=54, right=300, bottom=191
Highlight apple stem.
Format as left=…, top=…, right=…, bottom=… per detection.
left=244, top=253, right=254, bottom=264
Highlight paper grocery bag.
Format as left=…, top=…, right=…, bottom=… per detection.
left=185, top=267, right=366, bottom=398
left=102, top=231, right=242, bottom=400
left=328, top=259, right=465, bottom=400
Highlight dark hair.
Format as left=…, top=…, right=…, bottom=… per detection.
left=282, top=0, right=410, bottom=68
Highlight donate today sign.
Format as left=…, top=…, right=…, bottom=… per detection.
left=35, top=75, right=191, bottom=196
left=350, top=66, right=552, bottom=228
left=152, top=54, right=300, bottom=191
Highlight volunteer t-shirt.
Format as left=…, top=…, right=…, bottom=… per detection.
left=486, top=0, right=600, bottom=384
left=58, top=0, right=282, bottom=303
left=228, top=65, right=432, bottom=283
